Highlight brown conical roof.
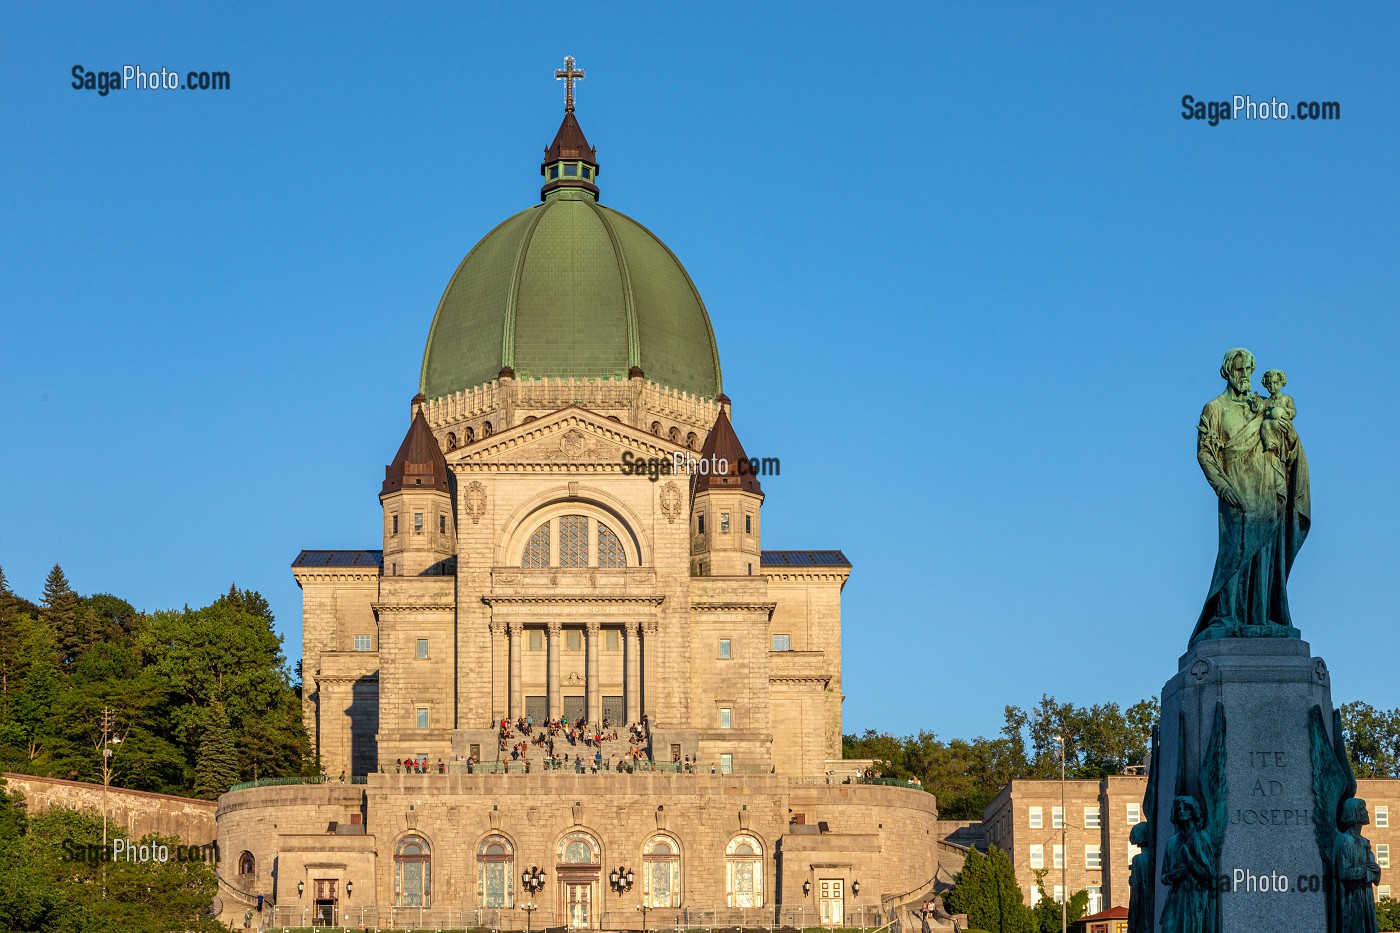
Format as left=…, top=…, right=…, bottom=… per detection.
left=694, top=408, right=762, bottom=495
left=544, top=111, right=597, bottom=164
left=381, top=408, right=451, bottom=496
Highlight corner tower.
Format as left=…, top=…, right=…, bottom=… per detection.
left=381, top=396, right=455, bottom=577
left=690, top=396, right=764, bottom=577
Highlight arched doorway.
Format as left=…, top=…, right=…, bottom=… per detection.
left=556, top=830, right=602, bottom=929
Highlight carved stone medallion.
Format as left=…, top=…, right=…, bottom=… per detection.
left=465, top=481, right=487, bottom=523
left=660, top=482, right=682, bottom=523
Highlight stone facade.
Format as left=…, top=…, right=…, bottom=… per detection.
left=3, top=772, right=216, bottom=846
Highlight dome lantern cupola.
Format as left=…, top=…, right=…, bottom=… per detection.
left=541, top=56, right=599, bottom=201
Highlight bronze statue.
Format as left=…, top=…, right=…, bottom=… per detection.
left=1193, top=348, right=1310, bottom=643
left=1160, top=704, right=1227, bottom=933
left=1311, top=705, right=1380, bottom=932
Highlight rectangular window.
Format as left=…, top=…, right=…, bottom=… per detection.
left=392, top=514, right=399, bottom=534
left=416, top=638, right=429, bottom=659
left=567, top=630, right=582, bottom=651
left=563, top=164, right=578, bottom=176
left=1053, top=845, right=1064, bottom=869
left=697, top=513, right=705, bottom=534
left=720, top=511, right=730, bottom=533
left=745, top=514, right=752, bottom=534
left=414, top=512, right=423, bottom=532
left=1381, top=885, right=1391, bottom=900
left=719, top=638, right=731, bottom=659
left=1051, top=806, right=1064, bottom=829
left=1377, top=806, right=1390, bottom=828
left=1378, top=844, right=1391, bottom=869
left=1126, top=802, right=1141, bottom=825
left=1028, top=806, right=1043, bottom=829
left=1052, top=886, right=1064, bottom=903
left=720, top=753, right=733, bottom=774
left=416, top=708, right=428, bottom=729
left=353, top=634, right=371, bottom=652
left=1085, top=844, right=1102, bottom=870
left=439, top=514, right=446, bottom=534
left=529, top=630, right=543, bottom=651
left=720, top=708, right=732, bottom=729
left=1029, top=844, right=1044, bottom=869
left=1086, top=885, right=1103, bottom=915
left=772, top=634, right=790, bottom=652
left=606, top=629, right=620, bottom=651
left=1084, top=806, right=1101, bottom=829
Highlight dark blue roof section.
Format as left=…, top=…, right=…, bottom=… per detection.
left=292, top=550, right=384, bottom=569
left=760, top=550, right=851, bottom=568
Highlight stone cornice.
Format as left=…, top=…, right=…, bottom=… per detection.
left=372, top=603, right=456, bottom=613
left=293, top=569, right=380, bottom=583
left=315, top=671, right=380, bottom=686
left=483, top=594, right=665, bottom=607
left=762, top=570, right=851, bottom=584
left=770, top=675, right=833, bottom=685
left=690, top=602, right=778, bottom=613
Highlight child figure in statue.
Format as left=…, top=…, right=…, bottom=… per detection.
left=1259, top=369, right=1297, bottom=454
left=1160, top=796, right=1216, bottom=933
left=1126, top=821, right=1153, bottom=933
left=1333, top=798, right=1381, bottom=933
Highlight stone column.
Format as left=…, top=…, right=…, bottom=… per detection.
left=508, top=622, right=523, bottom=721
left=489, top=620, right=506, bottom=723
left=625, top=622, right=641, bottom=724
left=547, top=621, right=562, bottom=720
left=586, top=621, right=602, bottom=724
left=641, top=619, right=659, bottom=725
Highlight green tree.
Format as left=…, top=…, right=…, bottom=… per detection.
left=0, top=620, right=61, bottom=765
left=194, top=703, right=240, bottom=799
left=1377, top=896, right=1400, bottom=932
left=1030, top=881, right=1089, bottom=933
left=1340, top=701, right=1400, bottom=778
left=944, top=846, right=1034, bottom=933
left=41, top=564, right=81, bottom=664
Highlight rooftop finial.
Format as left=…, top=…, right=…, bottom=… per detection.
left=555, top=56, right=585, bottom=112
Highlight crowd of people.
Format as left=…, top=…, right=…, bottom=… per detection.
left=492, top=714, right=654, bottom=772
left=392, top=756, right=445, bottom=774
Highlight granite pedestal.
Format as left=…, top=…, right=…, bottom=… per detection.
left=1154, top=638, right=1336, bottom=932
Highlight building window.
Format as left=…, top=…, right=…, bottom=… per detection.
left=697, top=513, right=705, bottom=535
left=238, top=851, right=255, bottom=875
left=725, top=835, right=764, bottom=907
left=563, top=164, right=578, bottom=176
left=394, top=835, right=431, bottom=907
left=1378, top=844, right=1391, bottom=869
left=644, top=835, right=682, bottom=908
left=1052, top=885, right=1064, bottom=903
left=439, top=514, right=446, bottom=534
left=719, top=638, right=731, bottom=659
left=772, top=634, right=790, bottom=652
left=582, top=166, right=592, bottom=180
left=1085, top=844, right=1102, bottom=870
left=1381, top=885, right=1392, bottom=899
left=745, top=514, right=752, bottom=534
left=1086, top=885, right=1103, bottom=915
left=1085, top=806, right=1100, bottom=829
left=687, top=432, right=698, bottom=449
left=1052, top=806, right=1064, bottom=829
left=1052, top=844, right=1064, bottom=869
left=720, top=512, right=730, bottom=533
left=549, top=166, right=559, bottom=179
left=559, top=515, right=588, bottom=567
left=477, top=834, right=515, bottom=908
left=417, top=638, right=429, bottom=659
left=529, top=630, right=543, bottom=651
left=559, top=830, right=601, bottom=865
left=392, top=514, right=399, bottom=534
left=522, top=523, right=550, bottom=568
left=1029, top=807, right=1043, bottom=829
left=414, top=512, right=424, bottom=532
left=1126, top=802, right=1141, bottom=825
left=598, top=523, right=626, bottom=567
left=417, top=708, right=429, bottom=729
left=720, top=708, right=732, bottom=729
left=605, top=629, right=620, bottom=651
left=720, top=753, right=734, bottom=774
left=567, top=630, right=582, bottom=651
left=1029, top=844, right=1044, bottom=869
left=1378, top=806, right=1390, bottom=828
left=354, top=634, right=372, bottom=652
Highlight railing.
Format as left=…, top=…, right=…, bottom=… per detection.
left=228, top=776, right=331, bottom=792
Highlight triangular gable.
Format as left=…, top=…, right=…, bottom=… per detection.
left=448, top=406, right=680, bottom=468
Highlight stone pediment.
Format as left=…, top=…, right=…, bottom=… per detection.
left=447, top=407, right=678, bottom=470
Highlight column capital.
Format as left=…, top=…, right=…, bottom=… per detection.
left=642, top=619, right=660, bottom=635
left=507, top=620, right=524, bottom=635
left=585, top=620, right=601, bottom=635
left=547, top=620, right=563, bottom=635
left=488, top=619, right=506, bottom=635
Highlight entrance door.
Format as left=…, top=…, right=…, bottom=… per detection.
left=602, top=696, right=624, bottom=723
left=819, top=879, right=844, bottom=927
left=566, top=882, right=592, bottom=929
left=563, top=695, right=586, bottom=723
left=312, top=879, right=338, bottom=927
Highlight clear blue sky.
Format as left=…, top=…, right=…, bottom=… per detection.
left=3, top=3, right=1398, bottom=742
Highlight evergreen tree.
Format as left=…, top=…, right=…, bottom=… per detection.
left=1031, top=886, right=1089, bottom=933
left=40, top=564, right=81, bottom=664
left=193, top=704, right=240, bottom=799
left=945, top=846, right=1034, bottom=933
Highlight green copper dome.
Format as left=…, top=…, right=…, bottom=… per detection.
left=420, top=186, right=723, bottom=400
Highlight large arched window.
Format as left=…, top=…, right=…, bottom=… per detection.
left=726, top=835, right=764, bottom=908
left=237, top=851, right=255, bottom=876
left=477, top=834, right=515, bottom=908
left=395, top=835, right=432, bottom=907
left=643, top=835, right=681, bottom=907
left=519, top=515, right=633, bottom=568
left=559, top=830, right=601, bottom=865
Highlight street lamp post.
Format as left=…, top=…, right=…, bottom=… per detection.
left=1056, top=734, right=1066, bottom=933
left=521, top=901, right=539, bottom=933
left=637, top=903, right=652, bottom=933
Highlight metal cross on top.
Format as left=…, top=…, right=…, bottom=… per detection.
left=555, top=56, right=585, bottom=112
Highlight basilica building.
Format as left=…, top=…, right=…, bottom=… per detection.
left=216, top=63, right=947, bottom=931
